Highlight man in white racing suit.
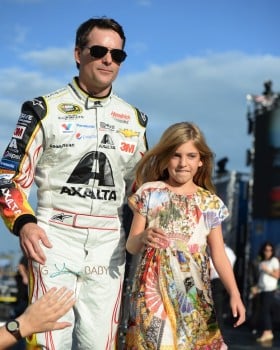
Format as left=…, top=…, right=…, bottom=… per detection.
left=0, top=17, right=148, bottom=350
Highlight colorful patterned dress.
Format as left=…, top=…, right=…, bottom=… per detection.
left=125, top=181, right=229, bottom=350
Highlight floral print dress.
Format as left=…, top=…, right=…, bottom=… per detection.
left=125, top=181, right=229, bottom=350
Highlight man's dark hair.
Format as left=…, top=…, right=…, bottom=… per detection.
left=76, top=17, right=126, bottom=49
left=75, top=17, right=126, bottom=69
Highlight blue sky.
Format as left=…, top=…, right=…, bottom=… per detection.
left=1, top=0, right=280, bottom=254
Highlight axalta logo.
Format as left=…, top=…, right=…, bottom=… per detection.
left=13, top=125, right=26, bottom=139
left=0, top=188, right=21, bottom=214
left=58, top=103, right=82, bottom=115
left=111, top=111, right=130, bottom=123
left=99, top=134, right=115, bottom=149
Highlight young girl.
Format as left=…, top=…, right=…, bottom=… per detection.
left=125, top=122, right=246, bottom=349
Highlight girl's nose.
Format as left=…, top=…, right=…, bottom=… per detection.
left=179, top=156, right=187, bottom=166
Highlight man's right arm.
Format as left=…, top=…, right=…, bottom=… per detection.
left=0, top=98, right=51, bottom=263
left=0, top=98, right=46, bottom=233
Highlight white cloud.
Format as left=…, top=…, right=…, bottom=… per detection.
left=13, top=24, right=29, bottom=45
left=0, top=67, right=63, bottom=99
left=21, top=47, right=75, bottom=72
left=136, top=0, right=152, bottom=6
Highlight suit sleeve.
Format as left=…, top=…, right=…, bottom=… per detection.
left=124, top=108, right=148, bottom=196
left=0, top=97, right=46, bottom=234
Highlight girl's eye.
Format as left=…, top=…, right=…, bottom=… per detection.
left=189, top=154, right=197, bottom=158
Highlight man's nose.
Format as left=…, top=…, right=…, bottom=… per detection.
left=102, top=52, right=112, bottom=64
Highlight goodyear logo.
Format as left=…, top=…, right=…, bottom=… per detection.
left=58, top=103, right=82, bottom=115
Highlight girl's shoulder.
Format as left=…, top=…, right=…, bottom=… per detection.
left=196, top=186, right=219, bottom=199
left=196, top=187, right=228, bottom=211
left=271, top=256, right=280, bottom=265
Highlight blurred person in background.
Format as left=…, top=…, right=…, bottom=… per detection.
left=14, top=256, right=29, bottom=317
left=12, top=255, right=29, bottom=350
left=255, top=241, right=280, bottom=343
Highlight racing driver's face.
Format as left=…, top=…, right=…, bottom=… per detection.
left=75, top=27, right=125, bottom=97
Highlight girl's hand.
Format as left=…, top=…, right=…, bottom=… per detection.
left=142, top=227, right=170, bottom=249
left=229, top=295, right=246, bottom=327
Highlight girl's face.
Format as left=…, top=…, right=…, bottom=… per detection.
left=166, top=141, right=203, bottom=187
left=264, top=245, right=273, bottom=259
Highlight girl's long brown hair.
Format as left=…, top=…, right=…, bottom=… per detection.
left=135, top=122, right=216, bottom=193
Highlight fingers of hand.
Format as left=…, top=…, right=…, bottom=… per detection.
left=143, top=229, right=169, bottom=248
left=146, top=234, right=162, bottom=247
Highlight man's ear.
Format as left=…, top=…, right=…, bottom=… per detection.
left=74, top=47, right=81, bottom=66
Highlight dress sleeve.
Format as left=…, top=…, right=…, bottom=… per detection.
left=128, top=185, right=148, bottom=216
left=203, top=193, right=229, bottom=229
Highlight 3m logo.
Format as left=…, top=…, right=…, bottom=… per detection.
left=120, top=142, right=136, bottom=154
left=13, top=125, right=26, bottom=139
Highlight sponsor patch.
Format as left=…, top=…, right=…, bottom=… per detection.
left=118, top=128, right=140, bottom=138
left=111, top=111, right=130, bottom=124
left=0, top=173, right=14, bottom=181
left=50, top=143, right=75, bottom=149
left=58, top=103, right=83, bottom=114
left=99, top=122, right=115, bottom=131
left=13, top=125, right=26, bottom=139
left=60, top=123, right=75, bottom=134
left=4, top=150, right=21, bottom=161
left=119, top=141, right=136, bottom=154
left=0, top=159, right=19, bottom=171
left=18, top=113, right=33, bottom=125
left=99, top=134, right=115, bottom=149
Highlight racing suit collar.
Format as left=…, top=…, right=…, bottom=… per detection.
left=69, top=77, right=112, bottom=109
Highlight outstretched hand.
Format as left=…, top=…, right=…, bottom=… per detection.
left=18, top=287, right=75, bottom=337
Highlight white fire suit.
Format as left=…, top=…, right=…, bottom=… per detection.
left=0, top=77, right=148, bottom=349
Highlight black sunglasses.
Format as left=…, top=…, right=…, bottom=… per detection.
left=86, top=45, right=127, bottom=64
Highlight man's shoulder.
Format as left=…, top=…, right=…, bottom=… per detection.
left=20, top=84, right=70, bottom=120
left=112, top=92, right=148, bottom=127
left=42, top=84, right=70, bottom=101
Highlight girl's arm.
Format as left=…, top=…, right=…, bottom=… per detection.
left=260, top=258, right=280, bottom=279
left=208, top=225, right=246, bottom=327
left=126, top=210, right=169, bottom=255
